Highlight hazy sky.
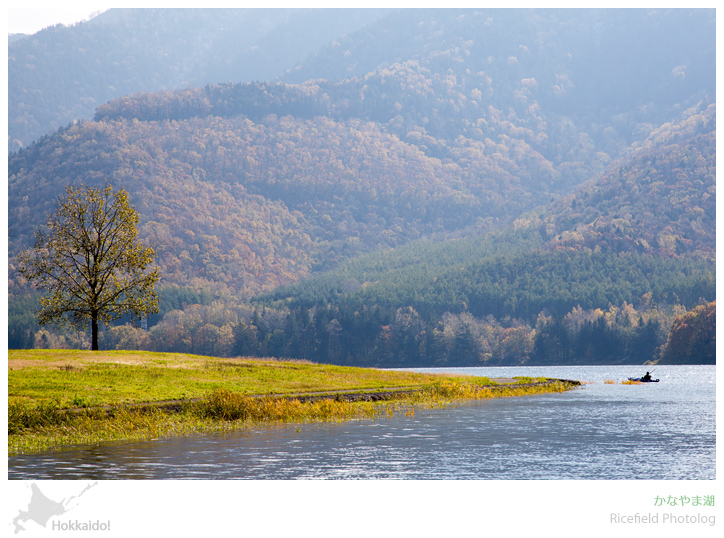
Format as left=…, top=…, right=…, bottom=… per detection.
left=7, top=7, right=111, bottom=35
left=5, top=3, right=345, bottom=35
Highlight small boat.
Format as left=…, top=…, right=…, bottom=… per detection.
left=627, top=377, right=659, bottom=383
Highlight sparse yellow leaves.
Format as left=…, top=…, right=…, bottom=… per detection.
left=18, top=184, right=160, bottom=350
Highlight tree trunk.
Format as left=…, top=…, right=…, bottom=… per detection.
left=91, top=314, right=99, bottom=351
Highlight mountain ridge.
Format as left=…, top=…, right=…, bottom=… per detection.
left=8, top=9, right=716, bottom=365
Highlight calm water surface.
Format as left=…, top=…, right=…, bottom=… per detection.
left=8, top=365, right=715, bottom=480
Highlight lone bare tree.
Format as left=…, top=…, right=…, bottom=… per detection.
left=18, top=184, right=160, bottom=350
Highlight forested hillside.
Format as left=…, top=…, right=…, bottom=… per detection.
left=8, top=8, right=715, bottom=365
left=536, top=105, right=715, bottom=261
left=265, top=104, right=716, bottom=305
left=254, top=104, right=714, bottom=366
left=658, top=301, right=715, bottom=365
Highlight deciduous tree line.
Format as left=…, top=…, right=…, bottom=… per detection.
left=18, top=298, right=698, bottom=367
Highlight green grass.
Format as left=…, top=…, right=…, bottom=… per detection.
left=8, top=349, right=577, bottom=454
left=512, top=376, right=549, bottom=384
left=10, top=349, right=495, bottom=408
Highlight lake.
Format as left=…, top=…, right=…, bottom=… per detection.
left=8, top=365, right=715, bottom=480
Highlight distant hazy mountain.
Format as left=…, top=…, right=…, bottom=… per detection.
left=8, top=8, right=389, bottom=152
left=282, top=9, right=715, bottom=125
left=8, top=33, right=29, bottom=43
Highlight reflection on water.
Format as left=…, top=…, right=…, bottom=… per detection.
left=8, top=365, right=715, bottom=480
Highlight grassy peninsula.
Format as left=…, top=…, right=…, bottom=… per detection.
left=9, top=350, right=576, bottom=454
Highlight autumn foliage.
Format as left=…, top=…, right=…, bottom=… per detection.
left=659, top=301, right=715, bottom=365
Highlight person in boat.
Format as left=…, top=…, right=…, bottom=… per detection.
left=641, top=372, right=652, bottom=382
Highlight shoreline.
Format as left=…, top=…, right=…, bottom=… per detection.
left=8, top=350, right=581, bottom=454
left=10, top=383, right=580, bottom=456
left=61, top=377, right=582, bottom=412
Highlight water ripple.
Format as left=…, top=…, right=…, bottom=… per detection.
left=8, top=365, right=715, bottom=480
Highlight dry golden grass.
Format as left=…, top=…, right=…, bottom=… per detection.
left=9, top=377, right=578, bottom=455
